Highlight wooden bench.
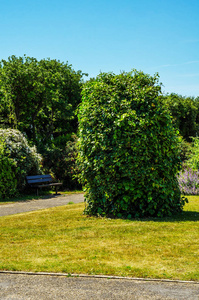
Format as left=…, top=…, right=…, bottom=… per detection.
left=26, top=175, right=62, bottom=196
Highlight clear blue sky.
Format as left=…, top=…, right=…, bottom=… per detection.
left=1, top=0, right=199, bottom=97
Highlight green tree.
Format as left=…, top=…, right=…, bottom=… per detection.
left=78, top=71, right=187, bottom=218
left=0, top=55, right=85, bottom=150
left=185, top=137, right=199, bottom=170
left=162, top=93, right=199, bottom=142
left=42, top=135, right=81, bottom=190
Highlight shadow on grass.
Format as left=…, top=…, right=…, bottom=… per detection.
left=0, top=190, right=83, bottom=204
left=0, top=195, right=42, bottom=204
left=139, top=211, right=199, bottom=223
left=0, top=190, right=56, bottom=204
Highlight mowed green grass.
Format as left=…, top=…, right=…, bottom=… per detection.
left=0, top=196, right=198, bottom=281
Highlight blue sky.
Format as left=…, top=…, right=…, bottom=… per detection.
left=1, top=0, right=199, bottom=96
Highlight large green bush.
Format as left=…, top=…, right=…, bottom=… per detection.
left=78, top=71, right=187, bottom=218
left=0, top=138, right=17, bottom=199
left=0, top=129, right=42, bottom=191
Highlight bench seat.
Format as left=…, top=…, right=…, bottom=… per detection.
left=26, top=175, right=62, bottom=196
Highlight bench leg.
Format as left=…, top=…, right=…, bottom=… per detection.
left=37, top=188, right=39, bottom=197
left=55, top=186, right=58, bottom=195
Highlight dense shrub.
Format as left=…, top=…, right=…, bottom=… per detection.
left=0, top=138, right=17, bottom=199
left=78, top=71, right=187, bottom=218
left=42, top=135, right=81, bottom=190
left=0, top=129, right=42, bottom=191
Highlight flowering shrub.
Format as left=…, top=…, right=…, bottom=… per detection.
left=177, top=137, right=199, bottom=195
left=0, top=138, right=18, bottom=199
left=177, top=167, right=199, bottom=195
left=0, top=129, right=42, bottom=191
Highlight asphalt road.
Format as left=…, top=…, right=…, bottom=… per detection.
left=0, top=273, right=198, bottom=300
left=0, top=193, right=84, bottom=217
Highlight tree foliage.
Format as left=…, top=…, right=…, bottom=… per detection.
left=185, top=137, right=199, bottom=170
left=42, top=135, right=81, bottom=190
left=162, top=93, right=199, bottom=142
left=78, top=71, right=186, bottom=218
left=0, top=55, right=84, bottom=151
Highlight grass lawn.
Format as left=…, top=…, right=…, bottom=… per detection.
left=0, top=196, right=198, bottom=281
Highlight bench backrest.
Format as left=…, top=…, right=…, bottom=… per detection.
left=26, top=175, right=53, bottom=185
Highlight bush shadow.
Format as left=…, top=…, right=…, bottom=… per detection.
left=139, top=211, right=199, bottom=222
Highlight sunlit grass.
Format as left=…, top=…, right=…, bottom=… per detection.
left=0, top=196, right=198, bottom=281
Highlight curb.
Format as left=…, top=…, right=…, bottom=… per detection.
left=0, top=271, right=198, bottom=284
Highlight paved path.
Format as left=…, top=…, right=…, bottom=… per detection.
left=0, top=193, right=84, bottom=217
left=0, top=273, right=198, bottom=299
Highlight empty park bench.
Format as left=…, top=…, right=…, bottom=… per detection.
left=26, top=175, right=62, bottom=196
